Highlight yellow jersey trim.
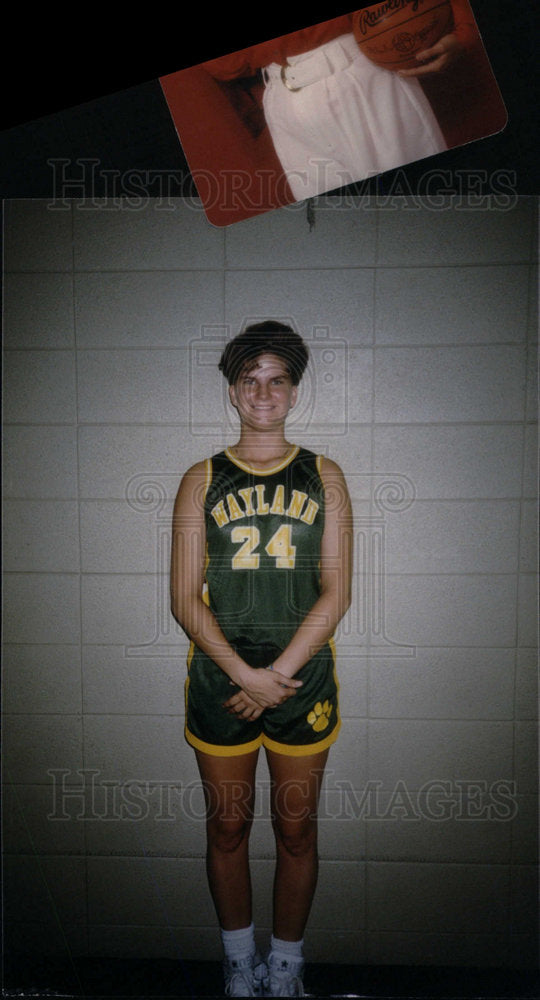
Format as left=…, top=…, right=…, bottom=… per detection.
left=223, top=445, right=300, bottom=477
left=185, top=726, right=264, bottom=757
left=262, top=717, right=341, bottom=757
left=203, top=457, right=212, bottom=499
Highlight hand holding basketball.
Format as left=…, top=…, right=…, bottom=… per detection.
left=397, top=32, right=464, bottom=76
left=352, top=0, right=455, bottom=72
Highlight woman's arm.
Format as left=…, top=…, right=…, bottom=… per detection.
left=170, top=461, right=302, bottom=713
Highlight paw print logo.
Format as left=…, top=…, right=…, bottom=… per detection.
left=307, top=700, right=333, bottom=732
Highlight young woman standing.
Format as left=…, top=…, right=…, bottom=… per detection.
left=171, top=321, right=353, bottom=996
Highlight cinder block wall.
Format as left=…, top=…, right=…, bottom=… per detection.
left=2, top=196, right=538, bottom=968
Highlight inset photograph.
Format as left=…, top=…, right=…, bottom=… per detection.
left=160, top=0, right=508, bottom=226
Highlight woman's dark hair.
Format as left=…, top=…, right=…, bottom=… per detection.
left=218, top=321, right=309, bottom=386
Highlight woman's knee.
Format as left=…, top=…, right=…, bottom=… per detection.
left=207, top=815, right=253, bottom=854
left=201, top=771, right=255, bottom=854
left=273, top=817, right=317, bottom=858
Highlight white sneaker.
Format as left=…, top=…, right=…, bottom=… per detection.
left=224, top=953, right=268, bottom=997
left=264, top=956, right=305, bottom=997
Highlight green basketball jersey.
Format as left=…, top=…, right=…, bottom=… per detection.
left=203, top=445, right=325, bottom=664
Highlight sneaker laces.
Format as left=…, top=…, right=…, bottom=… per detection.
left=224, top=953, right=268, bottom=997
left=266, top=957, right=305, bottom=997
left=266, top=974, right=305, bottom=997
left=224, top=955, right=255, bottom=997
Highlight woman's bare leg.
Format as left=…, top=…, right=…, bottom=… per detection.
left=195, top=747, right=260, bottom=930
left=266, top=746, right=329, bottom=941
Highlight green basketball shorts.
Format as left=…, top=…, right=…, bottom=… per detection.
left=185, top=641, right=340, bottom=757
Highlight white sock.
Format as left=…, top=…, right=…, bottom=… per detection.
left=221, top=923, right=256, bottom=963
left=269, top=935, right=304, bottom=971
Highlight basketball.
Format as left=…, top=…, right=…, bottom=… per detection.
left=352, top=0, right=455, bottom=71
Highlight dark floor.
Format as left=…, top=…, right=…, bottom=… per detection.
left=2, top=958, right=539, bottom=1000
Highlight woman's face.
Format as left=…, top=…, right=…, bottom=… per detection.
left=229, top=353, right=298, bottom=430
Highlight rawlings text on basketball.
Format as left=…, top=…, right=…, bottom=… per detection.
left=356, top=0, right=427, bottom=34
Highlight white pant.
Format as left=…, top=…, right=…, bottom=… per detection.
left=262, top=34, right=447, bottom=201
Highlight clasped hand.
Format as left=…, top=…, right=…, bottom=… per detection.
left=223, top=666, right=302, bottom=721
